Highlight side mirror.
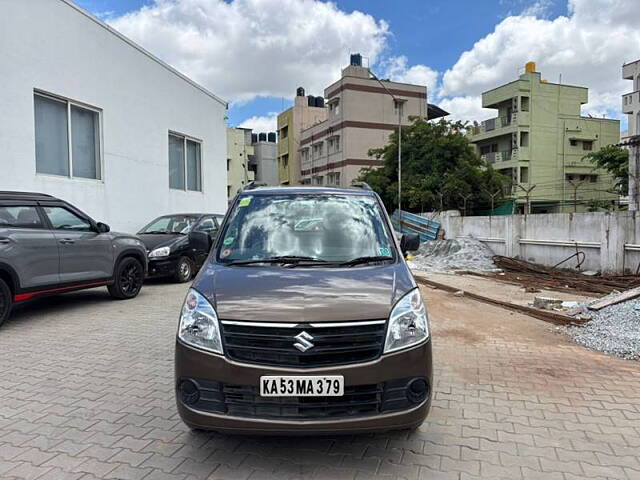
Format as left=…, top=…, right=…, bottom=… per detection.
left=400, top=233, right=420, bottom=255
left=96, top=222, right=110, bottom=233
left=190, top=230, right=213, bottom=252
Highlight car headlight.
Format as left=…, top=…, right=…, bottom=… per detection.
left=149, top=246, right=170, bottom=258
left=178, top=289, right=223, bottom=354
left=384, top=288, right=429, bottom=354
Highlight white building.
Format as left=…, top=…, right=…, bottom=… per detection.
left=0, top=0, right=227, bottom=232
left=623, top=60, right=640, bottom=211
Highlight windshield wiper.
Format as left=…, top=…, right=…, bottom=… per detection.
left=226, top=255, right=333, bottom=266
left=339, top=255, right=393, bottom=267
left=142, top=230, right=170, bottom=234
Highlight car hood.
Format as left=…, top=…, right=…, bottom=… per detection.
left=137, top=233, right=185, bottom=251
left=192, top=262, right=416, bottom=322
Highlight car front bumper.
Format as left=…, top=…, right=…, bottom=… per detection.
left=174, top=339, right=432, bottom=435
left=147, top=257, right=179, bottom=278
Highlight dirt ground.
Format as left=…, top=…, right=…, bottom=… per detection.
left=417, top=272, right=597, bottom=308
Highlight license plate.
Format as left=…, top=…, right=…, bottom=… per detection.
left=260, top=375, right=344, bottom=397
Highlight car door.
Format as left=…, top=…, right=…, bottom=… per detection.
left=41, top=204, right=113, bottom=283
left=0, top=203, right=60, bottom=288
left=191, top=216, right=219, bottom=267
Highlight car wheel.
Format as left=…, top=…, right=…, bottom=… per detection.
left=174, top=256, right=193, bottom=283
left=108, top=257, right=144, bottom=300
left=0, top=278, right=12, bottom=327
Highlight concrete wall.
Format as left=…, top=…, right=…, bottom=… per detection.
left=227, top=128, right=254, bottom=199
left=0, top=0, right=227, bottom=232
left=439, top=211, right=640, bottom=274
left=253, top=141, right=278, bottom=186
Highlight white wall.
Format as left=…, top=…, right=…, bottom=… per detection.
left=0, top=0, right=227, bottom=233
left=439, top=211, right=640, bottom=274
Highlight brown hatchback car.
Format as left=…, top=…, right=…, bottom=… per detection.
left=175, top=185, right=432, bottom=434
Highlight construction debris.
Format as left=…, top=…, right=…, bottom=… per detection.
left=588, top=286, right=640, bottom=311
left=533, top=296, right=563, bottom=310
left=565, top=298, right=640, bottom=360
left=489, top=256, right=640, bottom=295
left=410, top=236, right=499, bottom=273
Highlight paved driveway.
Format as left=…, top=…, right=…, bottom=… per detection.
left=0, top=281, right=639, bottom=480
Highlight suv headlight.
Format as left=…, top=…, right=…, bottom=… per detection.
left=178, top=289, right=223, bottom=354
left=149, top=246, right=170, bottom=258
left=384, top=288, right=429, bottom=354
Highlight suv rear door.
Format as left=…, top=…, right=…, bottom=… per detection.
left=0, top=202, right=60, bottom=288
left=41, top=204, right=113, bottom=283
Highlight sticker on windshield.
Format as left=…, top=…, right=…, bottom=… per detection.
left=223, top=236, right=235, bottom=246
left=220, top=248, right=232, bottom=258
left=238, top=197, right=252, bottom=207
left=379, top=247, right=391, bottom=257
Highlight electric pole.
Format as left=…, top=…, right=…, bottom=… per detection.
left=517, top=184, right=536, bottom=214
left=567, top=179, right=585, bottom=213
left=459, top=193, right=472, bottom=216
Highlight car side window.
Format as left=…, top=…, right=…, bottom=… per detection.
left=194, top=217, right=218, bottom=234
left=0, top=206, right=44, bottom=228
left=43, top=206, right=92, bottom=231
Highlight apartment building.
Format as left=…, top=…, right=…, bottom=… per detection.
left=277, top=88, right=327, bottom=185
left=0, top=0, right=227, bottom=232
left=298, top=55, right=430, bottom=187
left=227, top=128, right=254, bottom=200
left=623, top=59, right=640, bottom=211
left=469, top=62, right=619, bottom=213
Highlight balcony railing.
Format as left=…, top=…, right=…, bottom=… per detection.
left=481, top=149, right=517, bottom=164
left=472, top=113, right=517, bottom=135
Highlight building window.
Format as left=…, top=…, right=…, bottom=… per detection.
left=520, top=131, right=529, bottom=147
left=282, top=154, right=289, bottom=167
left=313, top=176, right=324, bottom=185
left=227, top=159, right=231, bottom=171
left=582, top=140, right=593, bottom=151
left=570, top=139, right=578, bottom=146
left=169, top=133, right=202, bottom=191
left=520, top=167, right=529, bottom=183
left=329, top=100, right=340, bottom=116
left=34, top=92, right=101, bottom=180
left=280, top=125, right=288, bottom=139
left=327, top=172, right=341, bottom=186
left=520, top=96, right=530, bottom=112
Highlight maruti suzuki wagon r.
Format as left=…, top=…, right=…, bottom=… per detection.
left=174, top=184, right=432, bottom=434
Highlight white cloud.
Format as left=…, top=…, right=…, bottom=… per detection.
left=381, top=56, right=439, bottom=94
left=238, top=113, right=277, bottom=133
left=436, top=96, right=495, bottom=123
left=439, top=0, right=639, bottom=123
left=109, top=0, right=389, bottom=103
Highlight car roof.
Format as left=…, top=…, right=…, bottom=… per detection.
left=0, top=191, right=59, bottom=202
left=237, top=186, right=376, bottom=196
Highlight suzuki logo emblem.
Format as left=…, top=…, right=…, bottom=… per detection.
left=293, top=331, right=314, bottom=352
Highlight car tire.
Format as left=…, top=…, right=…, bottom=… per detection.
left=0, top=278, right=12, bottom=328
left=108, top=257, right=144, bottom=300
left=174, top=256, right=193, bottom=283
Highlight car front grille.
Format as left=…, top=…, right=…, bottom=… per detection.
left=180, top=378, right=420, bottom=420
left=220, top=320, right=387, bottom=368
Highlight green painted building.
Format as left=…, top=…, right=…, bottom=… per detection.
left=469, top=62, right=620, bottom=213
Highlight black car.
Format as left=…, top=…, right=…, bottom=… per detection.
left=138, top=214, right=223, bottom=282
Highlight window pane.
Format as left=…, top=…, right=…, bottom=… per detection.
left=34, top=95, right=69, bottom=176
left=169, top=134, right=185, bottom=189
left=43, top=207, right=91, bottom=231
left=71, top=105, right=100, bottom=179
left=0, top=206, right=43, bottom=228
left=186, top=139, right=202, bottom=191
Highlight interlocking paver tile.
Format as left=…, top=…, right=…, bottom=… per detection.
left=1, top=284, right=639, bottom=480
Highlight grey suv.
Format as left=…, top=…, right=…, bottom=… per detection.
left=0, top=191, right=147, bottom=327
left=175, top=185, right=431, bottom=434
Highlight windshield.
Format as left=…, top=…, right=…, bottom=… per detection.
left=139, top=215, right=199, bottom=234
left=216, top=194, right=395, bottom=264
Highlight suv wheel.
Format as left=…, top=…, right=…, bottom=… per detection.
left=174, top=256, right=193, bottom=283
left=108, top=257, right=144, bottom=299
left=0, top=278, right=11, bottom=327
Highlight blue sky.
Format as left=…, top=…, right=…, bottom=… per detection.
left=78, top=0, right=633, bottom=133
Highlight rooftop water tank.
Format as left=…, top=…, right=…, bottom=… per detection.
left=350, top=53, right=362, bottom=67
left=251, top=133, right=258, bottom=144
left=525, top=61, right=536, bottom=73
left=307, top=95, right=315, bottom=107
left=315, top=96, right=324, bottom=108
left=258, top=132, right=267, bottom=142
left=267, top=132, right=276, bottom=142
left=296, top=87, right=305, bottom=97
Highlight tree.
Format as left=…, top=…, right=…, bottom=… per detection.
left=584, top=145, right=629, bottom=196
left=358, top=118, right=509, bottom=215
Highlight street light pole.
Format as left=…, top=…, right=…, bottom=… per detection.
left=369, top=70, right=403, bottom=232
